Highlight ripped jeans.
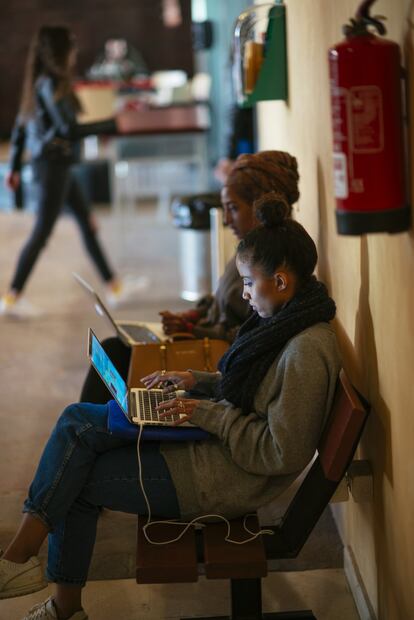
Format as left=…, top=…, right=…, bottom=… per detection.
left=23, top=403, right=180, bottom=586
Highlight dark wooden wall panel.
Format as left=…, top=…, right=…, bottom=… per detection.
left=0, top=0, right=193, bottom=137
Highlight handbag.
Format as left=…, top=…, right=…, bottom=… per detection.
left=127, top=337, right=229, bottom=388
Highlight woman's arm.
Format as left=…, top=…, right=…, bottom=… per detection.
left=141, top=369, right=221, bottom=399
left=190, top=370, right=221, bottom=397
left=8, top=120, right=26, bottom=173
left=190, top=338, right=337, bottom=476
left=38, top=78, right=116, bottom=140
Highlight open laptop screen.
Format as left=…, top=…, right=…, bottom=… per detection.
left=88, top=328, right=129, bottom=416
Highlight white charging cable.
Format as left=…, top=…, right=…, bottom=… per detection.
left=136, top=424, right=274, bottom=546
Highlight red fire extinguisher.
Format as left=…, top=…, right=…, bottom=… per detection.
left=329, top=0, right=411, bottom=234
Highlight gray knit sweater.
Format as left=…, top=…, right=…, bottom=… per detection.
left=160, top=322, right=341, bottom=520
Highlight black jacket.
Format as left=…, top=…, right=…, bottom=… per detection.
left=9, top=76, right=116, bottom=172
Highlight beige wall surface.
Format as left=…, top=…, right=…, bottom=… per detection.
left=255, top=1, right=414, bottom=618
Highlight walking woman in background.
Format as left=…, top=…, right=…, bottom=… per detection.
left=160, top=150, right=301, bottom=341
left=1, top=25, right=145, bottom=318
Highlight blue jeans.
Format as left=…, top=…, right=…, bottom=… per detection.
left=23, top=403, right=180, bottom=586
left=11, top=162, right=114, bottom=292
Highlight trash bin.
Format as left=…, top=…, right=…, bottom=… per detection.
left=171, top=192, right=222, bottom=301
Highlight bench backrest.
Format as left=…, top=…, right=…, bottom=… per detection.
left=266, top=369, right=369, bottom=559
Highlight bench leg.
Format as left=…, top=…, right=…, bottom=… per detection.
left=230, top=577, right=263, bottom=619
left=181, top=577, right=317, bottom=620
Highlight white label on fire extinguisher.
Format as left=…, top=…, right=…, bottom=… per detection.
left=333, top=152, right=348, bottom=199
left=350, top=85, right=384, bottom=153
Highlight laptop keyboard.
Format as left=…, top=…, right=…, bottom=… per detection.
left=131, top=389, right=188, bottom=426
left=122, top=324, right=160, bottom=343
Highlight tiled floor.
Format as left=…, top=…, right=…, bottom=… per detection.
left=1, top=570, right=359, bottom=620
left=0, top=205, right=360, bottom=620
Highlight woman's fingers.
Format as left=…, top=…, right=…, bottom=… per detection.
left=5, top=172, right=20, bottom=191
left=141, top=375, right=157, bottom=388
left=141, top=371, right=160, bottom=382
left=157, top=398, right=178, bottom=411
left=160, top=311, right=187, bottom=334
left=157, top=398, right=184, bottom=426
left=141, top=370, right=194, bottom=391
left=157, top=398, right=199, bottom=424
left=159, top=311, right=180, bottom=321
left=141, top=370, right=167, bottom=388
left=159, top=405, right=191, bottom=426
left=161, top=380, right=183, bottom=395
left=163, top=319, right=187, bottom=334
left=172, top=414, right=191, bottom=426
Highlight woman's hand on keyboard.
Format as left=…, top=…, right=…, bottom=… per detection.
left=156, top=397, right=201, bottom=426
left=141, top=370, right=196, bottom=392
left=159, top=311, right=190, bottom=335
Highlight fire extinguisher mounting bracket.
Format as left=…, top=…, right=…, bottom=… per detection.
left=336, top=206, right=411, bottom=236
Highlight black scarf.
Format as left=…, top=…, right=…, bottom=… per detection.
left=217, top=276, right=336, bottom=414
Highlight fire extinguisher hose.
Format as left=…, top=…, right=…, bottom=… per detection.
left=356, top=0, right=378, bottom=21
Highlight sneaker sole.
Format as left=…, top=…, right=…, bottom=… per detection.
left=0, top=579, right=48, bottom=599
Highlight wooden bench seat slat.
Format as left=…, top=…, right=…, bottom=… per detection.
left=136, top=516, right=198, bottom=583
left=202, top=515, right=268, bottom=580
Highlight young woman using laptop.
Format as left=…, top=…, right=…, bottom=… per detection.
left=80, top=148, right=301, bottom=404
left=0, top=194, right=340, bottom=620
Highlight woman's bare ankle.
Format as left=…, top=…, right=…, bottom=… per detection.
left=54, top=587, right=83, bottom=619
left=2, top=514, right=49, bottom=563
left=53, top=601, right=83, bottom=620
left=2, top=549, right=32, bottom=563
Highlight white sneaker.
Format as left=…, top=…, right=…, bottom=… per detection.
left=0, top=552, right=47, bottom=599
left=105, top=275, right=149, bottom=309
left=22, top=597, right=88, bottom=620
left=0, top=294, right=42, bottom=319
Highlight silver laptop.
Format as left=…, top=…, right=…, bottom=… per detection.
left=88, top=328, right=189, bottom=426
left=73, top=272, right=161, bottom=346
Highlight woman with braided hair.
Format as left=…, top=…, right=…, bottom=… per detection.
left=0, top=194, right=340, bottom=620
left=80, top=149, right=300, bottom=404
left=160, top=149, right=300, bottom=340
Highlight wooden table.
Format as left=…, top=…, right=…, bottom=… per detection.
left=82, top=103, right=211, bottom=217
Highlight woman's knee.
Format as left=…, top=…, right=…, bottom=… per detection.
left=26, top=224, right=54, bottom=251
left=101, top=337, right=131, bottom=372
left=102, top=336, right=121, bottom=350
left=55, top=402, right=108, bottom=435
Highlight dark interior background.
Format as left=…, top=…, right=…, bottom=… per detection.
left=0, top=0, right=193, bottom=137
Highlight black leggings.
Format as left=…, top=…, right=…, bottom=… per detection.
left=80, top=336, right=131, bottom=404
left=10, top=161, right=114, bottom=292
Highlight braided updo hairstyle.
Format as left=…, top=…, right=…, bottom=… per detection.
left=226, top=150, right=300, bottom=210
left=237, top=192, right=318, bottom=285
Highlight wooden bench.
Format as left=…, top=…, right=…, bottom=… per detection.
left=136, top=370, right=370, bottom=620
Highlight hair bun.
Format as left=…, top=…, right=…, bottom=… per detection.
left=253, top=191, right=292, bottom=228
